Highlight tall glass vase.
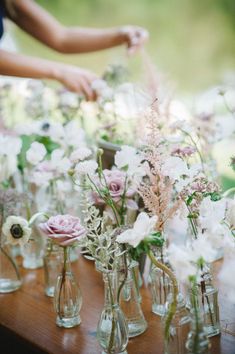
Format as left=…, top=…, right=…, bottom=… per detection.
left=120, top=260, right=147, bottom=337
left=150, top=247, right=172, bottom=316
left=54, top=246, right=82, bottom=328
left=164, top=293, right=190, bottom=354
left=43, top=239, right=61, bottom=297
left=97, top=270, right=129, bottom=354
left=0, top=241, right=22, bottom=293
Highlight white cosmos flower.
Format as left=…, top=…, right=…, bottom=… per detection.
left=0, top=155, right=18, bottom=183
left=75, top=160, right=98, bottom=177
left=3, top=216, right=31, bottom=246
left=161, top=156, right=189, bottom=181
left=168, top=244, right=197, bottom=283
left=116, top=212, right=157, bottom=248
left=70, top=147, right=92, bottom=163
left=26, top=142, right=47, bottom=165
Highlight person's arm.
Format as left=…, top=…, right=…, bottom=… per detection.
left=9, top=0, right=148, bottom=54
left=0, top=50, right=97, bottom=100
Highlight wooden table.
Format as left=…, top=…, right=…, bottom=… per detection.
left=0, top=256, right=234, bottom=354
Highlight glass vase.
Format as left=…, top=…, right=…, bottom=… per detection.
left=97, top=270, right=129, bottom=354
left=54, top=246, right=82, bottom=328
left=164, top=293, right=191, bottom=354
left=43, top=239, right=62, bottom=297
left=186, top=310, right=210, bottom=354
left=0, top=242, right=22, bottom=293
left=120, top=260, right=147, bottom=337
left=186, top=283, right=210, bottom=354
left=197, top=266, right=220, bottom=337
left=21, top=226, right=45, bottom=269
left=150, top=247, right=172, bottom=316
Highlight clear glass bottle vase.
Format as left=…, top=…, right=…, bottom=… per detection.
left=43, top=239, right=62, bottom=297
left=54, top=246, right=82, bottom=328
left=186, top=283, right=210, bottom=354
left=97, top=270, right=129, bottom=354
left=120, top=260, right=147, bottom=337
left=0, top=242, right=22, bottom=293
left=150, top=247, right=172, bottom=316
left=164, top=293, right=191, bottom=354
left=197, top=265, right=220, bottom=337
left=21, top=226, right=45, bottom=269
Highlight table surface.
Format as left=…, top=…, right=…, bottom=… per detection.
left=0, top=256, right=235, bottom=354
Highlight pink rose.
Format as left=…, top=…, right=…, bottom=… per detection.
left=39, top=214, right=86, bottom=246
left=92, top=169, right=136, bottom=205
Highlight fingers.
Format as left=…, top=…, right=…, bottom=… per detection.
left=121, top=26, right=149, bottom=55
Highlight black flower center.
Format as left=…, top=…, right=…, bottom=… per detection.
left=41, top=122, right=50, bottom=131
left=10, top=224, right=24, bottom=239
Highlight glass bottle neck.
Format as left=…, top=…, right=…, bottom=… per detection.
left=62, top=246, right=71, bottom=272
left=103, top=271, right=119, bottom=307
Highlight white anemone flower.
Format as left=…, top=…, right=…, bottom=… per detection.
left=116, top=212, right=157, bottom=248
left=3, top=216, right=31, bottom=246
left=26, top=142, right=47, bottom=165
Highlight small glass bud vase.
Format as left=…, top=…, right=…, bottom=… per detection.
left=150, top=247, right=172, bottom=316
left=97, top=270, right=128, bottom=354
left=186, top=310, right=210, bottom=354
left=43, top=239, right=62, bottom=297
left=120, top=260, right=147, bottom=337
left=22, top=226, right=45, bottom=269
left=0, top=242, right=22, bottom=293
left=54, top=246, right=82, bottom=328
left=198, top=266, right=220, bottom=337
left=164, top=293, right=190, bottom=354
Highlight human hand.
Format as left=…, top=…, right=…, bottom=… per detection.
left=54, top=64, right=98, bottom=100
left=120, top=26, right=149, bottom=55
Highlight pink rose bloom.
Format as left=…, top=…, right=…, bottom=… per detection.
left=92, top=169, right=136, bottom=207
left=39, top=214, right=86, bottom=246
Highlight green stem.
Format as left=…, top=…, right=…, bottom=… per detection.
left=107, top=273, right=116, bottom=353
left=191, top=277, right=200, bottom=354
left=148, top=250, right=178, bottom=340
left=58, top=246, right=68, bottom=320
left=117, top=247, right=128, bottom=303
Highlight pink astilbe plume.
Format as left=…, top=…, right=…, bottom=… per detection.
left=138, top=109, right=181, bottom=232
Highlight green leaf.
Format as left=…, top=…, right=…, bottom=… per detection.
left=210, top=192, right=222, bottom=201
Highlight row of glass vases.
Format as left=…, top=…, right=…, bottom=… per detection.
left=150, top=248, right=220, bottom=354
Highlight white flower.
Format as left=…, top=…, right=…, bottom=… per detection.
left=168, top=244, right=197, bottom=283
left=198, top=197, right=226, bottom=230
left=190, top=234, right=217, bottom=263
left=3, top=216, right=31, bottom=246
left=114, top=145, right=144, bottom=177
left=116, top=212, right=157, bottom=248
left=70, top=147, right=92, bottom=163
left=161, top=156, right=189, bottom=181
left=218, top=250, right=235, bottom=303
left=30, top=170, right=53, bottom=187
left=26, top=142, right=47, bottom=165
left=0, top=155, right=18, bottom=183
left=75, top=160, right=98, bottom=177
left=0, top=135, right=22, bottom=156
left=51, top=149, right=72, bottom=174
left=226, top=197, right=235, bottom=229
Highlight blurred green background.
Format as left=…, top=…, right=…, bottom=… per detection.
left=6, top=0, right=235, bottom=94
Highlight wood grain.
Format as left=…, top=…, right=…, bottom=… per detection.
left=0, top=257, right=234, bottom=354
